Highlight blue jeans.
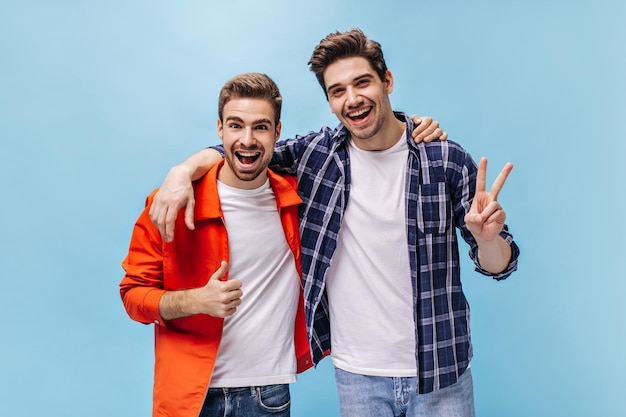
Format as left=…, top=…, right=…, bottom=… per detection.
left=200, top=384, right=291, bottom=417
left=334, top=367, right=475, bottom=417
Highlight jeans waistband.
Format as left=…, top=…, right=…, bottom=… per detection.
left=208, top=386, right=269, bottom=394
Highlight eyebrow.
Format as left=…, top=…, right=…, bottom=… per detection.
left=326, top=73, right=375, bottom=93
left=225, top=116, right=273, bottom=126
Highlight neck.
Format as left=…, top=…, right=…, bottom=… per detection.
left=352, top=113, right=406, bottom=152
left=217, top=165, right=268, bottom=190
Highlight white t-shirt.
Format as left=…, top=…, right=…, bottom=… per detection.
left=209, top=179, right=300, bottom=387
left=326, top=133, right=417, bottom=377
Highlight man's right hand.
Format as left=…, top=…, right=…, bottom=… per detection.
left=192, top=261, right=242, bottom=318
left=159, top=261, right=242, bottom=320
left=150, top=165, right=197, bottom=242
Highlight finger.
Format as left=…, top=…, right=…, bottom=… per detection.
left=410, top=116, right=431, bottom=141
left=483, top=208, right=506, bottom=227
left=217, top=287, right=243, bottom=303
left=213, top=303, right=238, bottom=318
left=222, top=305, right=239, bottom=317
left=154, top=208, right=168, bottom=243
left=478, top=201, right=502, bottom=221
left=226, top=297, right=242, bottom=309
left=409, top=114, right=423, bottom=127
left=228, top=289, right=244, bottom=300
left=475, top=157, right=487, bottom=194
left=148, top=194, right=158, bottom=219
left=148, top=195, right=165, bottom=234
left=415, top=116, right=431, bottom=130
left=463, top=212, right=483, bottom=231
left=184, top=199, right=196, bottom=231
left=163, top=208, right=177, bottom=242
left=422, top=128, right=444, bottom=143
left=415, top=124, right=440, bottom=143
left=210, top=261, right=229, bottom=281
left=490, top=162, right=513, bottom=200
left=411, top=117, right=435, bottom=142
left=439, top=131, right=448, bottom=141
left=224, top=280, right=243, bottom=292
left=220, top=293, right=243, bottom=317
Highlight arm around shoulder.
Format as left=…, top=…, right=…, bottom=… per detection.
left=269, top=128, right=334, bottom=174
left=150, top=148, right=223, bottom=241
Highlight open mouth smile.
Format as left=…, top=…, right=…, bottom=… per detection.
left=346, top=106, right=372, bottom=121
left=235, top=150, right=262, bottom=165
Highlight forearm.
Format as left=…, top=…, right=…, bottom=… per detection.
left=476, top=236, right=512, bottom=274
left=158, top=288, right=199, bottom=320
left=269, top=129, right=328, bottom=173
left=175, top=148, right=223, bottom=181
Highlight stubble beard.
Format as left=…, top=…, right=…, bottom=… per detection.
left=224, top=151, right=269, bottom=183
left=348, top=110, right=386, bottom=142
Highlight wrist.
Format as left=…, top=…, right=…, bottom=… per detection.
left=476, top=237, right=512, bottom=274
left=170, top=163, right=194, bottom=181
left=182, top=288, right=199, bottom=316
left=474, top=235, right=500, bottom=249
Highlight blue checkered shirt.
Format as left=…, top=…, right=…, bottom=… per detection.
left=256, top=112, right=518, bottom=393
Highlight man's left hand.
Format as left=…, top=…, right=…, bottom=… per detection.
left=465, top=157, right=513, bottom=243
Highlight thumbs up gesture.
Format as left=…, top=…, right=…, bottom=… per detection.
left=158, top=261, right=242, bottom=320
left=195, top=261, right=243, bottom=318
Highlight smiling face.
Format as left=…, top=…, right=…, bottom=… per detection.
left=217, top=97, right=281, bottom=189
left=323, top=56, right=401, bottom=150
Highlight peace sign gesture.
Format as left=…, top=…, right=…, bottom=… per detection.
left=464, top=157, right=513, bottom=243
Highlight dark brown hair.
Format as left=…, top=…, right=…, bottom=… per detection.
left=308, top=28, right=388, bottom=98
left=218, top=72, right=282, bottom=125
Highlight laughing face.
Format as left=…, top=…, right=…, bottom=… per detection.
left=324, top=56, right=400, bottom=150
left=217, top=97, right=281, bottom=189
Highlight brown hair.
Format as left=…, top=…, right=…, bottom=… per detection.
left=218, top=72, right=282, bottom=125
left=308, top=28, right=388, bottom=98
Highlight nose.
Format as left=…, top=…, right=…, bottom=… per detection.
left=346, top=86, right=360, bottom=107
left=240, top=127, right=255, bottom=146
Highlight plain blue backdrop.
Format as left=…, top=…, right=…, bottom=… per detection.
left=1, top=1, right=624, bottom=416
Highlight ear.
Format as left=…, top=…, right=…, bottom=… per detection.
left=385, top=70, right=394, bottom=94
left=217, top=119, right=224, bottom=141
left=275, top=121, right=282, bottom=141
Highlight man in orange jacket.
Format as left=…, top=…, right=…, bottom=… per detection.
left=120, top=72, right=312, bottom=417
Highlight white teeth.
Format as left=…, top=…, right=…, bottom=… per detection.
left=347, top=108, right=370, bottom=118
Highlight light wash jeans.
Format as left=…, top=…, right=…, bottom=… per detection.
left=200, top=384, right=291, bottom=417
left=334, top=367, right=475, bottom=417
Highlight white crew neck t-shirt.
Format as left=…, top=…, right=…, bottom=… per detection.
left=326, top=133, right=417, bottom=377
left=209, top=179, right=300, bottom=387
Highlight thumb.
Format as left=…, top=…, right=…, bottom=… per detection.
left=210, top=261, right=229, bottom=281
left=409, top=114, right=422, bottom=125
left=464, top=212, right=482, bottom=226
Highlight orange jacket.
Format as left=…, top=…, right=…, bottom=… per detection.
left=120, top=161, right=312, bottom=417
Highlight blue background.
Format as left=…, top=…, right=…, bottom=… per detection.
left=1, top=1, right=624, bottom=416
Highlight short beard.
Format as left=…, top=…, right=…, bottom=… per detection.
left=224, top=152, right=268, bottom=183
left=349, top=111, right=386, bottom=141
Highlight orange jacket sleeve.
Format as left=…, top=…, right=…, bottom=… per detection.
left=120, top=191, right=167, bottom=327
